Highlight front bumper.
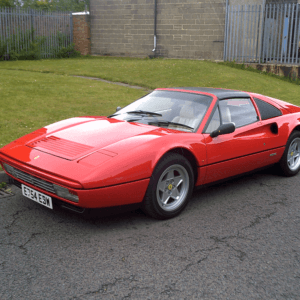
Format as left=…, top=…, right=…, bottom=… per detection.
left=10, top=177, right=86, bottom=213
left=2, top=162, right=150, bottom=209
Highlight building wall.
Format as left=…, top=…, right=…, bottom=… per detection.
left=73, top=13, right=91, bottom=55
left=90, top=0, right=226, bottom=60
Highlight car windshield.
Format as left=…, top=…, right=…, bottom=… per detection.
left=109, top=90, right=213, bottom=132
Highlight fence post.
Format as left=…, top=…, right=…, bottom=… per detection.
left=288, top=4, right=295, bottom=64
left=291, top=4, right=298, bottom=64
left=281, top=4, right=287, bottom=63
left=252, top=5, right=258, bottom=63
left=70, top=12, right=73, bottom=44
left=258, top=3, right=265, bottom=63
left=296, top=4, right=300, bottom=64
left=241, top=5, right=246, bottom=63
left=235, top=5, right=240, bottom=62
left=5, top=7, right=9, bottom=54
left=223, top=0, right=229, bottom=61
left=31, top=9, right=34, bottom=42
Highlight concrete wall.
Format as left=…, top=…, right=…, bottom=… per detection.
left=229, top=0, right=264, bottom=5
left=90, top=0, right=226, bottom=60
left=229, top=0, right=298, bottom=4
left=244, top=63, right=300, bottom=80
left=266, top=0, right=298, bottom=3
left=73, top=12, right=91, bottom=55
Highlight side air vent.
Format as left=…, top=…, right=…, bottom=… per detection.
left=270, top=123, right=278, bottom=134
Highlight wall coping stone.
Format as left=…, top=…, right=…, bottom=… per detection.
left=72, top=11, right=90, bottom=15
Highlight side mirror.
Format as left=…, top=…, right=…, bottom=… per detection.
left=116, top=106, right=122, bottom=112
left=210, top=122, right=235, bottom=138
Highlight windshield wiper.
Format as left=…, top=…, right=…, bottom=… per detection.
left=108, top=110, right=162, bottom=118
left=107, top=113, right=119, bottom=118
left=148, top=121, right=194, bottom=131
left=126, top=110, right=162, bottom=117
left=126, top=118, right=142, bottom=122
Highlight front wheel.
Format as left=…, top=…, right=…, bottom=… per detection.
left=141, top=153, right=194, bottom=220
left=279, top=131, right=300, bottom=177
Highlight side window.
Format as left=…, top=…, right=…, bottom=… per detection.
left=219, top=98, right=258, bottom=128
left=205, top=107, right=221, bottom=133
left=254, top=98, right=282, bottom=120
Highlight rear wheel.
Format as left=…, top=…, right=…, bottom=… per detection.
left=142, top=153, right=194, bottom=219
left=279, top=131, right=300, bottom=176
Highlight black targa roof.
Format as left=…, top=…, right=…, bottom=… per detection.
left=171, top=87, right=250, bottom=100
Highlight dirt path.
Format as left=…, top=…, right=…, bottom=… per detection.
left=73, top=75, right=152, bottom=91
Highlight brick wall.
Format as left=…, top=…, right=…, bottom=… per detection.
left=73, top=12, right=91, bottom=55
left=90, top=0, right=226, bottom=60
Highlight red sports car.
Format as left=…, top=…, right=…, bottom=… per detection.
left=1, top=87, right=300, bottom=219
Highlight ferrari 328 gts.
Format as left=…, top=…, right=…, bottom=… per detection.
left=1, top=87, right=300, bottom=219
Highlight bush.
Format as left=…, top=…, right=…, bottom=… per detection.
left=55, top=43, right=81, bottom=58
left=54, top=32, right=80, bottom=58
left=0, top=30, right=80, bottom=61
left=0, top=39, right=7, bottom=60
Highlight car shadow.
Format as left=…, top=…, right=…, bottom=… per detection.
left=18, top=164, right=289, bottom=229
left=190, top=164, right=284, bottom=203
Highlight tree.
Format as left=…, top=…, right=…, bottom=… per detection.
left=21, top=0, right=89, bottom=12
left=52, top=0, right=88, bottom=12
left=0, top=0, right=15, bottom=7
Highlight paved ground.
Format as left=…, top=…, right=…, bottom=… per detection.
left=72, top=76, right=152, bottom=91
left=0, top=167, right=299, bottom=300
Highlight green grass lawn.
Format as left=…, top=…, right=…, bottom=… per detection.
left=0, top=69, right=146, bottom=146
left=0, top=56, right=299, bottom=146
left=0, top=56, right=299, bottom=103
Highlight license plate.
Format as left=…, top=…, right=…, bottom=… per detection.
left=22, top=184, right=53, bottom=209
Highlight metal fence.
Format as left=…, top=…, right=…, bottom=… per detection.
left=0, top=7, right=73, bottom=59
left=224, top=3, right=300, bottom=64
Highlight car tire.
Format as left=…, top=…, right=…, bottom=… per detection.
left=141, top=153, right=194, bottom=220
left=279, top=130, right=300, bottom=177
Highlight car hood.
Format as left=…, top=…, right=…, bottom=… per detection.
left=0, top=117, right=204, bottom=189
left=24, top=117, right=165, bottom=160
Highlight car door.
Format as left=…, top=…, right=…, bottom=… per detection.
left=202, top=97, right=285, bottom=184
